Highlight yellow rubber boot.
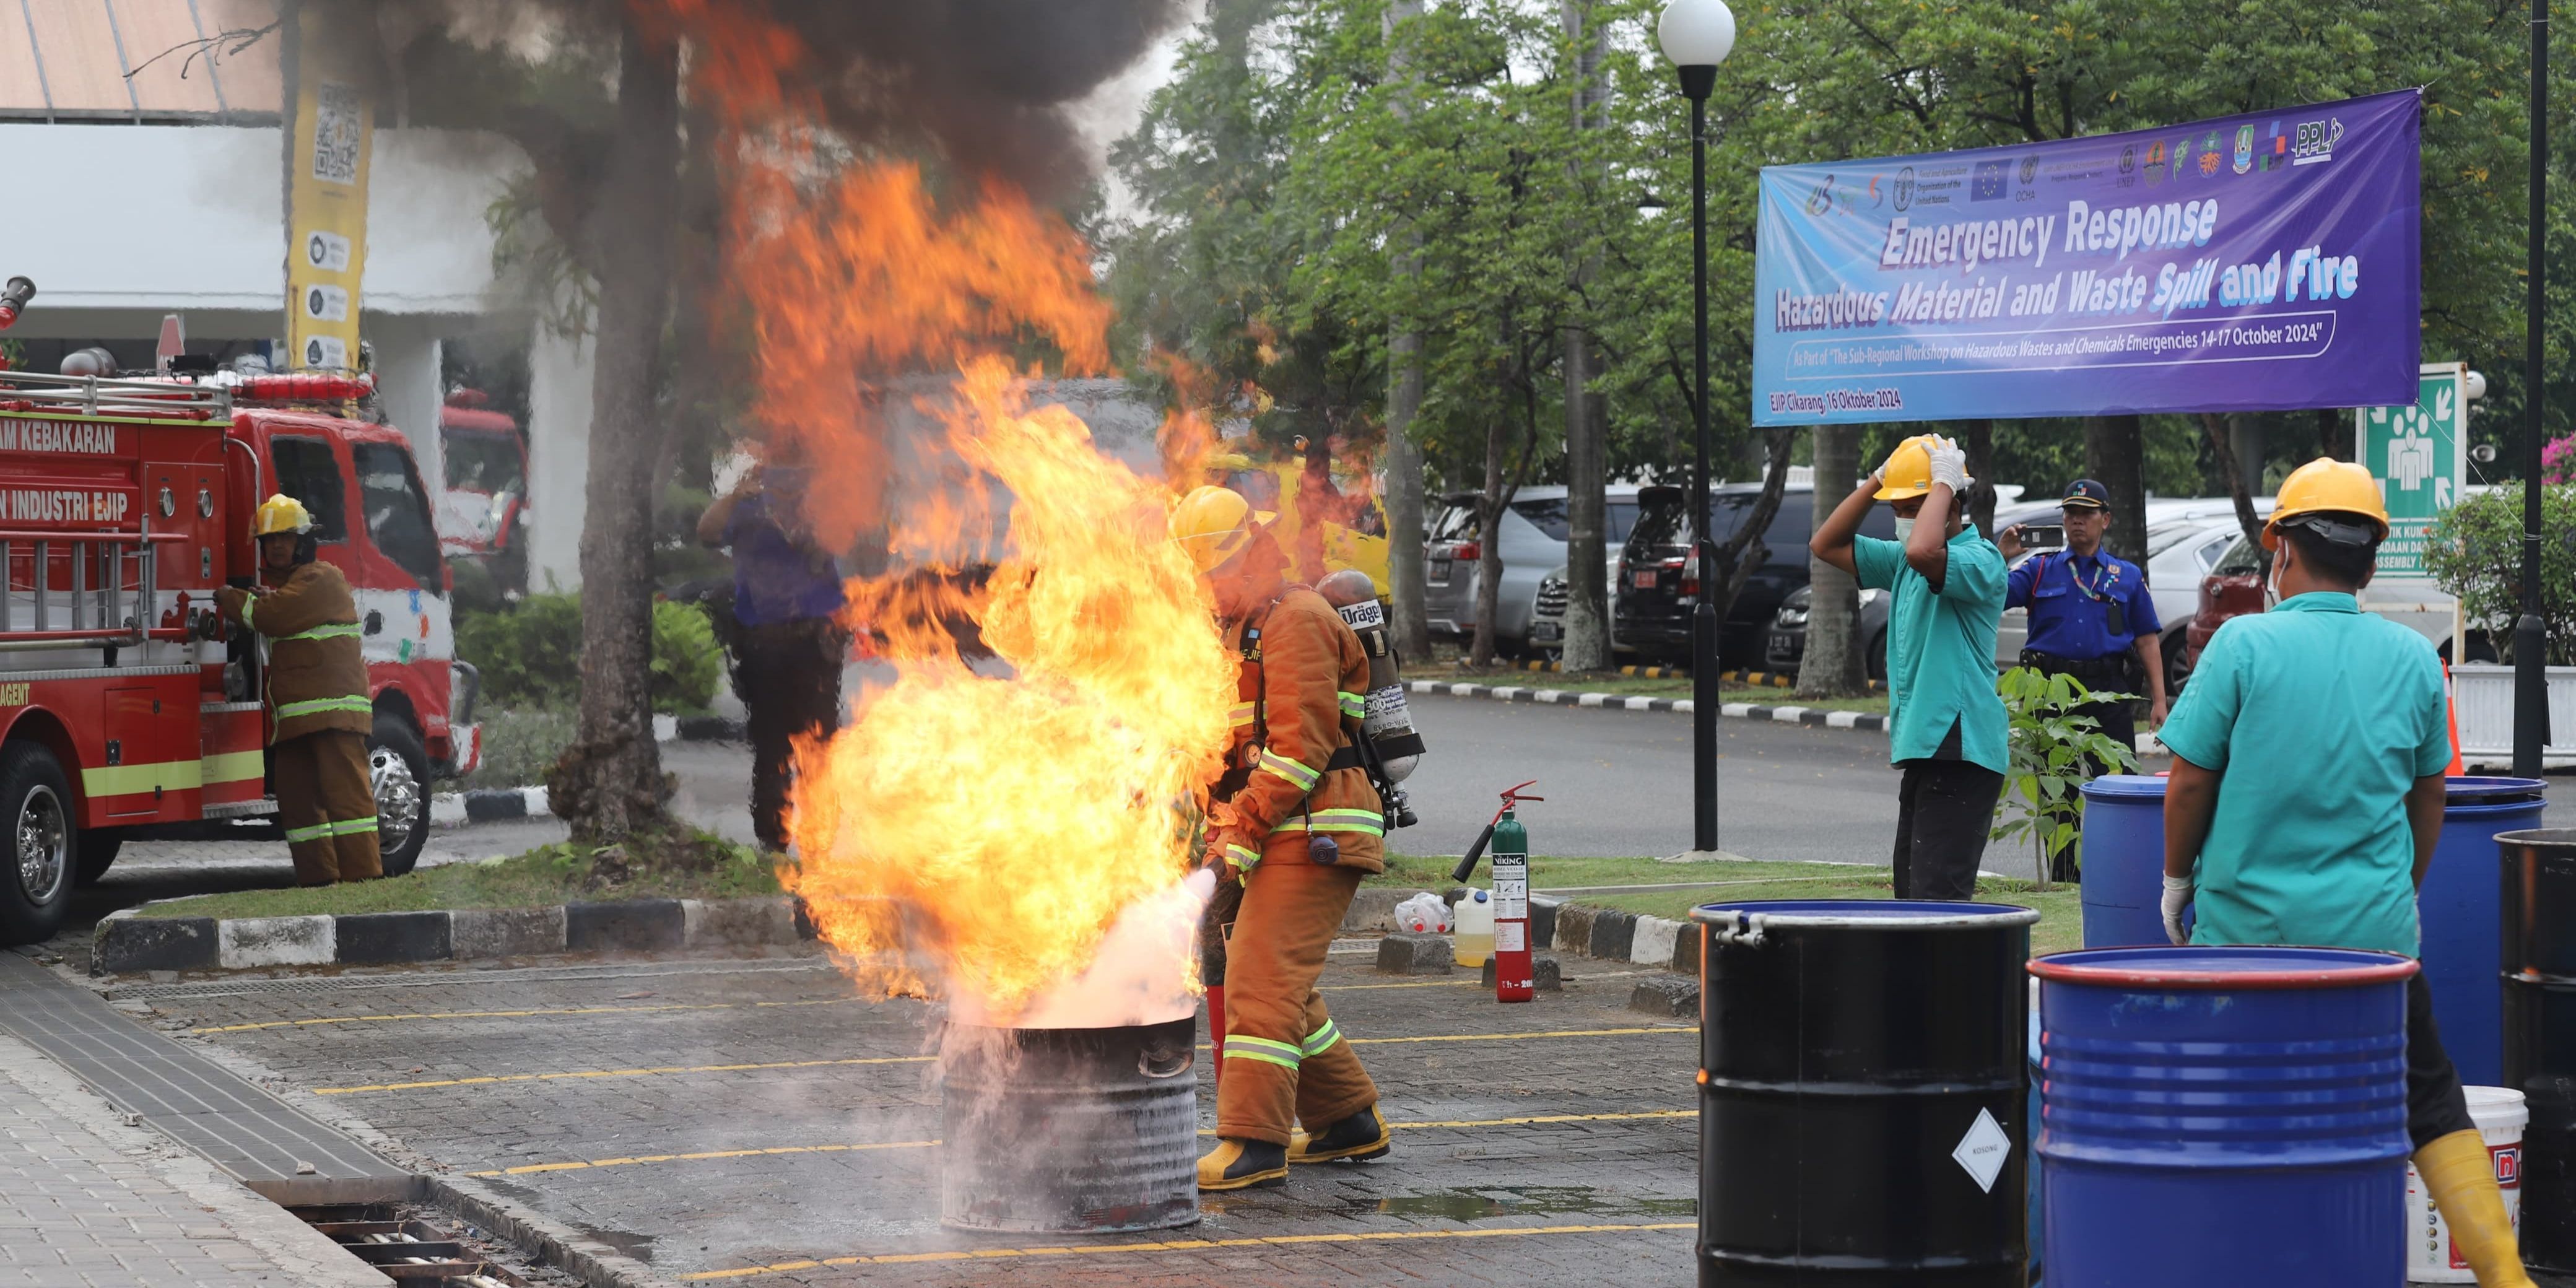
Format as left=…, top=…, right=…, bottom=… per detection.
left=2416, top=1129, right=2538, bottom=1288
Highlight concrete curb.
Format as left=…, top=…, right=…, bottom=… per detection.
left=426, top=1173, right=682, bottom=1288
left=1409, top=679, right=1889, bottom=732
left=429, top=786, right=551, bottom=830
left=91, top=895, right=817, bottom=977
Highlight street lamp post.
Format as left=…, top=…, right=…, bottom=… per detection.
left=2517, top=0, right=2550, bottom=778
left=1658, top=0, right=1735, bottom=856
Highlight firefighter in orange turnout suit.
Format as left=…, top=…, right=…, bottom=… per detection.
left=1173, top=485, right=1392, bottom=1191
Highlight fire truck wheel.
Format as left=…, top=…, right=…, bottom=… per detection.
left=369, top=716, right=432, bottom=878
left=0, top=743, right=75, bottom=946
left=73, top=833, right=122, bottom=888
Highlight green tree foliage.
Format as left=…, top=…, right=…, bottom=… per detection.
left=2424, top=483, right=2576, bottom=664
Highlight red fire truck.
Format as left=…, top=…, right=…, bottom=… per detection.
left=0, top=366, right=480, bottom=944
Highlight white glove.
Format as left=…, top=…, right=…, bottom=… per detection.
left=2160, top=875, right=2195, bottom=945
left=1926, top=437, right=1970, bottom=494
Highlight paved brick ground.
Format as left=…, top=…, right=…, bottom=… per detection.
left=124, top=952, right=1702, bottom=1286
left=0, top=1025, right=386, bottom=1287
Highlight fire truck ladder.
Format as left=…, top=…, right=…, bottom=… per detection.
left=0, top=369, right=236, bottom=420
left=0, top=373, right=204, bottom=652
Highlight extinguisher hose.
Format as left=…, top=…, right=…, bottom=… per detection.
left=1450, top=824, right=1495, bottom=884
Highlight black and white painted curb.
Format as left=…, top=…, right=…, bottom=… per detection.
left=91, top=895, right=816, bottom=976
left=427, top=786, right=550, bottom=830
left=1409, top=679, right=1887, bottom=731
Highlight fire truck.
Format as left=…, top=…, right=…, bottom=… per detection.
left=0, top=365, right=480, bottom=945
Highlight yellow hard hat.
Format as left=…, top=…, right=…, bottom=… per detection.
left=2262, top=458, right=2388, bottom=550
left=1874, top=435, right=1938, bottom=501
left=1171, top=485, right=1258, bottom=573
left=255, top=494, right=314, bottom=538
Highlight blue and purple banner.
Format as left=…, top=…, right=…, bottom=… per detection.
left=1751, top=89, right=2421, bottom=425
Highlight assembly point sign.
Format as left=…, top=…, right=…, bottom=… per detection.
left=1752, top=89, right=2421, bottom=425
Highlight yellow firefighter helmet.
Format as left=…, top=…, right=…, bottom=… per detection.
left=255, top=494, right=315, bottom=538
left=1171, top=485, right=1261, bottom=573
left=1873, top=434, right=1940, bottom=502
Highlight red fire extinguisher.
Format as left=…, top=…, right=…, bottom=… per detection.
left=1451, top=781, right=1541, bottom=1003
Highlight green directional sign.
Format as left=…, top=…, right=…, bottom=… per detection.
left=2356, top=363, right=2466, bottom=582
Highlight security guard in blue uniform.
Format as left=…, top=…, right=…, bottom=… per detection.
left=1999, top=479, right=2169, bottom=881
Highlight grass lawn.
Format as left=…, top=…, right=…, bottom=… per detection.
left=136, top=829, right=783, bottom=920
left=1383, top=850, right=2082, bottom=956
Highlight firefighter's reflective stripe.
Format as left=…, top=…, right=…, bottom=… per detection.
left=1256, top=750, right=1318, bottom=791
left=240, top=598, right=256, bottom=633
left=284, top=815, right=379, bottom=845
left=1229, top=703, right=1256, bottom=728
left=1272, top=808, right=1385, bottom=837
left=1225, top=842, right=1260, bottom=871
left=1336, top=690, right=1365, bottom=720
left=279, top=622, right=361, bottom=643
left=1299, top=1019, right=1344, bottom=1057
left=1222, top=1035, right=1302, bottom=1069
left=204, top=750, right=266, bottom=785
left=80, top=759, right=202, bottom=796
left=276, top=695, right=373, bottom=721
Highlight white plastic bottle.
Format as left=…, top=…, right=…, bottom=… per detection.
left=1453, top=889, right=1495, bottom=967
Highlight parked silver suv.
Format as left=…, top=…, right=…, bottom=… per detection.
left=1424, top=485, right=1640, bottom=658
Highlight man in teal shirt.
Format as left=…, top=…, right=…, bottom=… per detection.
left=2159, top=458, right=2532, bottom=1288
left=1812, top=434, right=2010, bottom=900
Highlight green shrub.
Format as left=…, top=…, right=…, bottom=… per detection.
left=463, top=707, right=575, bottom=790
left=457, top=593, right=728, bottom=715
left=2424, top=484, right=2576, bottom=666
left=650, top=599, right=723, bottom=714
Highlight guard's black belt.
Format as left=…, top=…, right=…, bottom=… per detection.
left=2020, top=650, right=2129, bottom=682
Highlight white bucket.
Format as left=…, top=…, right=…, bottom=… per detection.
left=2404, top=1086, right=2527, bottom=1284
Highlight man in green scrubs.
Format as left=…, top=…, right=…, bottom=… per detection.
left=2159, top=458, right=2533, bottom=1288
left=1811, top=433, right=2010, bottom=900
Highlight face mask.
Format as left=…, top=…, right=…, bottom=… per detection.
left=2265, top=550, right=2284, bottom=606
left=1892, top=516, right=1916, bottom=542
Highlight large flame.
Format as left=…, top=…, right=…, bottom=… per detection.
left=653, top=0, right=1239, bottom=1021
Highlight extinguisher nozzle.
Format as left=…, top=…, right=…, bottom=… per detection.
left=1450, top=823, right=1495, bottom=884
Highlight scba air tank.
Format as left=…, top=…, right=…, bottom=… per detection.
left=1313, top=570, right=1425, bottom=781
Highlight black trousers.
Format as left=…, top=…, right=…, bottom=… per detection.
left=2407, top=973, right=2479, bottom=1149
left=738, top=619, right=848, bottom=852
left=1892, top=757, right=2006, bottom=901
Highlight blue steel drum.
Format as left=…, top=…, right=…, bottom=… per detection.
left=2074, top=775, right=2180, bottom=947
left=2032, top=946, right=2416, bottom=1288
left=2417, top=777, right=2545, bottom=1089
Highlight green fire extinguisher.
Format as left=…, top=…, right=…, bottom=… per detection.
left=1451, top=781, right=1541, bottom=1003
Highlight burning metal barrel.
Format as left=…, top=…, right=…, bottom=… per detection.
left=938, top=1016, right=1200, bottom=1233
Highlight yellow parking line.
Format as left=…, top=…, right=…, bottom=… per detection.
left=311, top=1054, right=931, bottom=1095
left=459, top=1110, right=1691, bottom=1178
left=679, top=1222, right=1694, bottom=1280
left=316, top=1027, right=1686, bottom=1096
left=193, top=996, right=861, bottom=1035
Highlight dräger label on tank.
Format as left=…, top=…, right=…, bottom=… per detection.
left=1, top=487, right=133, bottom=527
left=0, top=420, right=121, bottom=455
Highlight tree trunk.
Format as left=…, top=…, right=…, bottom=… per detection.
left=1959, top=418, right=1997, bottom=536
left=1798, top=424, right=1866, bottom=697
left=1380, top=0, right=1431, bottom=663
left=1469, top=416, right=1509, bottom=668
left=548, top=22, right=677, bottom=843
left=2316, top=406, right=2354, bottom=462
left=2197, top=412, right=2269, bottom=569
left=1558, top=0, right=1609, bottom=673
left=2084, top=414, right=2148, bottom=567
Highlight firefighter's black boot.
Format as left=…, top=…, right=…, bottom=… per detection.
left=1196, top=1138, right=1289, bottom=1191
left=1288, top=1105, right=1391, bottom=1164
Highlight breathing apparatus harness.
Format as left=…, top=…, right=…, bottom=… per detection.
left=1214, top=590, right=1416, bottom=866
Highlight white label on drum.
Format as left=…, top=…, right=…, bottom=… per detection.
left=1951, top=1108, right=2011, bottom=1193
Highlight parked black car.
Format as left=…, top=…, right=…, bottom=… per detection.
left=1614, top=484, right=1895, bottom=668
left=1763, top=583, right=1891, bottom=681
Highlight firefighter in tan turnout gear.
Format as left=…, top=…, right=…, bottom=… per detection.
left=217, top=495, right=382, bottom=885
left=1173, top=485, right=1391, bottom=1192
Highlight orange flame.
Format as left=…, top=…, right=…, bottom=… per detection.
left=650, top=0, right=1238, bottom=1019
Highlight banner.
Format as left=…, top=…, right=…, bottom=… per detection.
left=1752, top=90, right=2421, bottom=425
left=284, top=12, right=373, bottom=374
left=2359, top=362, right=2468, bottom=583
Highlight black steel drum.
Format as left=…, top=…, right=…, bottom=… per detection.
left=938, top=1016, right=1199, bottom=1232
left=2502, top=828, right=2576, bottom=1271
left=1692, top=899, right=2037, bottom=1287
